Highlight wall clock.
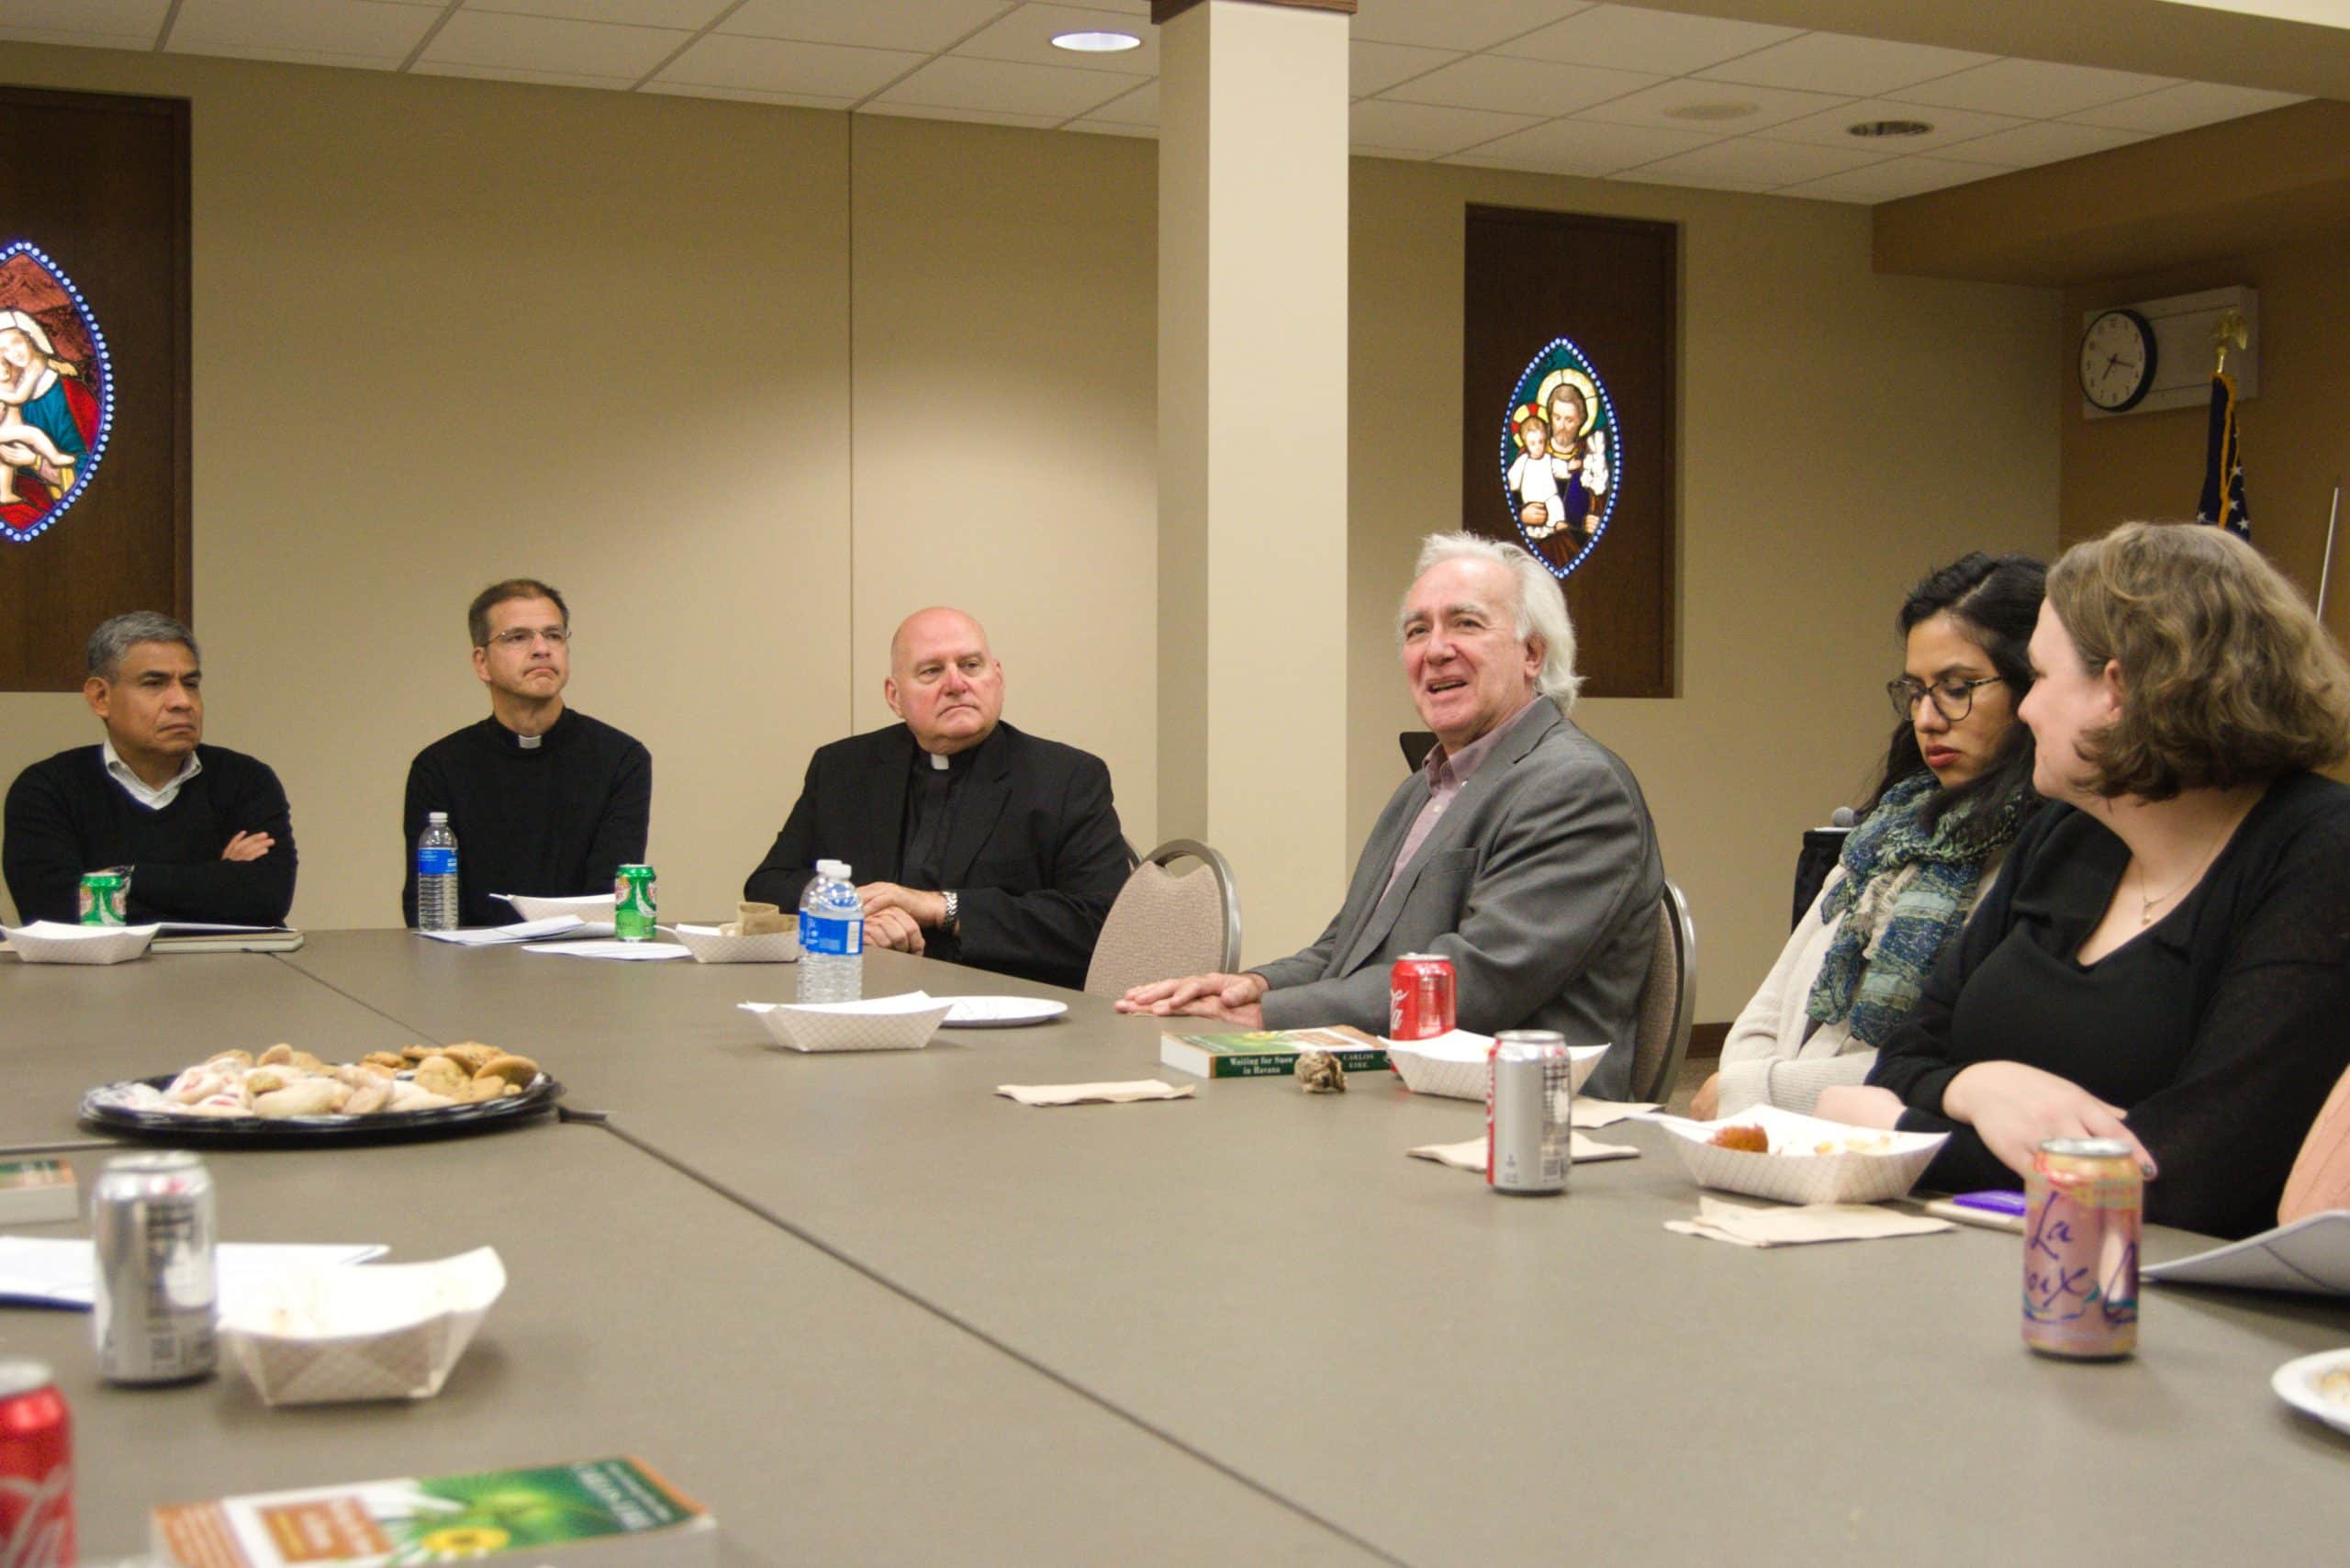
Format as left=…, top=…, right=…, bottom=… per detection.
left=2079, top=308, right=2156, bottom=414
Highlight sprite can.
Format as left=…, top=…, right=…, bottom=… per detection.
left=614, top=865, right=657, bottom=942
left=78, top=871, right=129, bottom=927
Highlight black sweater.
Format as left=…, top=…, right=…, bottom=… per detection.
left=1869, top=771, right=2350, bottom=1239
left=3, top=744, right=297, bottom=926
left=401, top=709, right=652, bottom=928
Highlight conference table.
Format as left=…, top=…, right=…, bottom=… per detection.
left=6, top=932, right=2346, bottom=1563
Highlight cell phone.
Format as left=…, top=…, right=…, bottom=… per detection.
left=1921, top=1189, right=2028, bottom=1232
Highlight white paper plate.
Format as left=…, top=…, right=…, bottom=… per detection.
left=2273, top=1349, right=2350, bottom=1437
left=1647, top=1103, right=1947, bottom=1206
left=1384, top=1030, right=1608, bottom=1101
left=671, top=924, right=800, bottom=964
left=4, top=921, right=161, bottom=965
left=495, top=891, right=617, bottom=924
left=934, top=995, right=1069, bottom=1028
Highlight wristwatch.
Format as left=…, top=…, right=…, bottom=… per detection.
left=941, top=890, right=959, bottom=933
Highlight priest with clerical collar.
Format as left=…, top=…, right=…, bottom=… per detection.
left=744, top=607, right=1130, bottom=991
left=4, top=611, right=297, bottom=927
left=400, top=578, right=652, bottom=929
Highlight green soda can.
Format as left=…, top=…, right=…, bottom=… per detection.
left=613, top=865, right=657, bottom=942
left=79, top=870, right=129, bottom=926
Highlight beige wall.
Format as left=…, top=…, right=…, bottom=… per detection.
left=1349, top=161, right=2063, bottom=1020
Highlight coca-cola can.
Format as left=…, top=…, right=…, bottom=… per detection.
left=1486, top=1030, right=1572, bottom=1195
left=2022, top=1137, right=2141, bottom=1360
left=93, top=1149, right=217, bottom=1385
left=1388, top=953, right=1456, bottom=1042
left=0, top=1359, right=74, bottom=1567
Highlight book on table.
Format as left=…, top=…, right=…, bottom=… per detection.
left=1159, top=1025, right=1390, bottom=1079
left=150, top=1456, right=715, bottom=1566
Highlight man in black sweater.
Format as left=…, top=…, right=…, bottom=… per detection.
left=4, top=612, right=297, bottom=926
left=402, top=578, right=652, bottom=928
left=744, top=608, right=1130, bottom=991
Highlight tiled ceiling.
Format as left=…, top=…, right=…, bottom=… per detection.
left=0, top=0, right=2314, bottom=202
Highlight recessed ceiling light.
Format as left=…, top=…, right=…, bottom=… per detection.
left=1053, top=31, right=1143, bottom=53
left=1848, top=118, right=1935, bottom=139
left=1663, top=101, right=1761, bottom=122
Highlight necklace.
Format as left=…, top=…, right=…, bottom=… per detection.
left=2132, top=819, right=2236, bottom=926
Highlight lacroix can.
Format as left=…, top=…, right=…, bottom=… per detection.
left=0, top=1360, right=73, bottom=1567
left=1487, top=1031, right=1572, bottom=1195
left=2022, top=1137, right=2142, bottom=1360
left=77, top=870, right=127, bottom=926
left=614, top=864, right=658, bottom=942
left=1388, top=954, right=1456, bottom=1041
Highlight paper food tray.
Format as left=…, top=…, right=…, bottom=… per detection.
left=1648, top=1103, right=1947, bottom=1205
left=4, top=921, right=160, bottom=965
left=738, top=992, right=951, bottom=1053
left=672, top=924, right=800, bottom=964
left=217, top=1247, right=505, bottom=1405
left=1384, top=1030, right=1608, bottom=1101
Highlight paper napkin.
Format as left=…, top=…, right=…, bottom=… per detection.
left=1665, top=1195, right=1955, bottom=1249
left=1571, top=1098, right=1657, bottom=1128
left=995, top=1080, right=1196, bottom=1107
left=1405, top=1133, right=1639, bottom=1171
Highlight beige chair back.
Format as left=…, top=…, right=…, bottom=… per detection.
left=1624, top=880, right=1696, bottom=1104
left=1082, top=839, right=1242, bottom=1000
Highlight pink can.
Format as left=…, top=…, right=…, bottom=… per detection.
left=2021, top=1137, right=2142, bottom=1360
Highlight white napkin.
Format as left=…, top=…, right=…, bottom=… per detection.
left=520, top=939, right=690, bottom=960
left=417, top=916, right=586, bottom=946
left=1665, top=1195, right=1955, bottom=1248
left=1406, top=1133, right=1639, bottom=1170
left=1572, top=1098, right=1657, bottom=1128
left=996, top=1080, right=1196, bottom=1107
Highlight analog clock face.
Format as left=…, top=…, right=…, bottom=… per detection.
left=2080, top=310, right=2155, bottom=412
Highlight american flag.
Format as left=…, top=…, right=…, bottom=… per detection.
left=2197, top=371, right=2251, bottom=540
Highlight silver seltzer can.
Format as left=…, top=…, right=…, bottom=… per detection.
left=1487, top=1030, right=1572, bottom=1195
left=92, top=1150, right=217, bottom=1383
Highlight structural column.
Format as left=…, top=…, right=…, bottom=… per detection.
left=1157, top=0, right=1353, bottom=963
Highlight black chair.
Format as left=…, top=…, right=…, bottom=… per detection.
left=1792, top=827, right=1850, bottom=929
left=1399, top=731, right=1438, bottom=773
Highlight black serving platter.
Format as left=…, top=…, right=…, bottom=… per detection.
left=79, top=1073, right=565, bottom=1148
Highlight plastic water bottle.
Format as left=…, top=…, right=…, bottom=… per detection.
left=416, top=812, right=460, bottom=932
left=797, top=858, right=864, bottom=1002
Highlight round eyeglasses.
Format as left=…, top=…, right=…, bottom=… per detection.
left=1887, top=675, right=2003, bottom=723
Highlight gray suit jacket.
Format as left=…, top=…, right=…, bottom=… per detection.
left=1252, top=702, right=1665, bottom=1101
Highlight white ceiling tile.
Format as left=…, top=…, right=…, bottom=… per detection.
left=1572, top=79, right=1853, bottom=134
left=1351, top=143, right=1440, bottom=163
left=1064, top=117, right=1155, bottom=140
left=409, top=61, right=638, bottom=88
left=1897, top=58, right=2183, bottom=118
left=720, top=0, right=1017, bottom=53
left=655, top=33, right=923, bottom=96
left=1936, top=119, right=2150, bottom=167
left=1083, top=79, right=1158, bottom=126
left=171, top=0, right=436, bottom=61
left=2065, top=80, right=2306, bottom=133
left=873, top=54, right=1143, bottom=118
left=1776, top=155, right=2004, bottom=204
left=460, top=0, right=731, bottom=26
left=1351, top=0, right=1591, bottom=52
left=857, top=100, right=1063, bottom=129
left=0, top=0, right=167, bottom=46
left=1443, top=118, right=1721, bottom=175
left=1382, top=54, right=1662, bottom=118
left=1511, top=4, right=1801, bottom=75
left=1349, top=98, right=1544, bottom=155
left=1612, top=164, right=1775, bottom=192
left=955, top=4, right=1157, bottom=75
left=638, top=81, right=861, bottom=109
left=1692, top=31, right=1998, bottom=97
left=420, top=9, right=688, bottom=76
left=1351, top=39, right=1460, bottom=98
left=1621, top=136, right=1888, bottom=186
left=1758, top=96, right=2026, bottom=155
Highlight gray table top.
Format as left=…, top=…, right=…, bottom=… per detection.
left=0, top=1131, right=1375, bottom=1564
left=23, top=931, right=2350, bottom=1562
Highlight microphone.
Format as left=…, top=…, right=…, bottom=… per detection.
left=1830, top=806, right=1856, bottom=829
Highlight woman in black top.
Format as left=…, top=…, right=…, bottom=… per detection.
left=1819, top=521, right=2350, bottom=1238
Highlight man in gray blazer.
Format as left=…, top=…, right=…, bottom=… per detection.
left=1118, top=532, right=1664, bottom=1100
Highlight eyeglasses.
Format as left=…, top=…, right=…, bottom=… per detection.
left=1887, top=675, right=2003, bottom=722
left=487, top=627, right=570, bottom=650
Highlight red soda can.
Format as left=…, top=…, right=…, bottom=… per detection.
left=1388, top=953, right=1456, bottom=1041
left=2021, top=1137, right=2142, bottom=1360
left=0, top=1359, right=74, bottom=1567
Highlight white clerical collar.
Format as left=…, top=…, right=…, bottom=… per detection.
left=926, top=750, right=950, bottom=770
left=518, top=734, right=542, bottom=750
left=102, top=738, right=202, bottom=812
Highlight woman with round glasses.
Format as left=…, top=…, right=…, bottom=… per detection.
left=1823, top=521, right=2350, bottom=1238
left=1695, top=552, right=2045, bottom=1120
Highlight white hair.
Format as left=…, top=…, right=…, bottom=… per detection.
left=1398, top=532, right=1582, bottom=713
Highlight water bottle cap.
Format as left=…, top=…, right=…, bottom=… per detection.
left=428, top=812, right=449, bottom=823
left=818, top=859, right=850, bottom=879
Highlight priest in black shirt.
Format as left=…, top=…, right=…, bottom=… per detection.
left=4, top=612, right=297, bottom=926
left=401, top=578, right=652, bottom=929
left=744, top=607, right=1130, bottom=991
